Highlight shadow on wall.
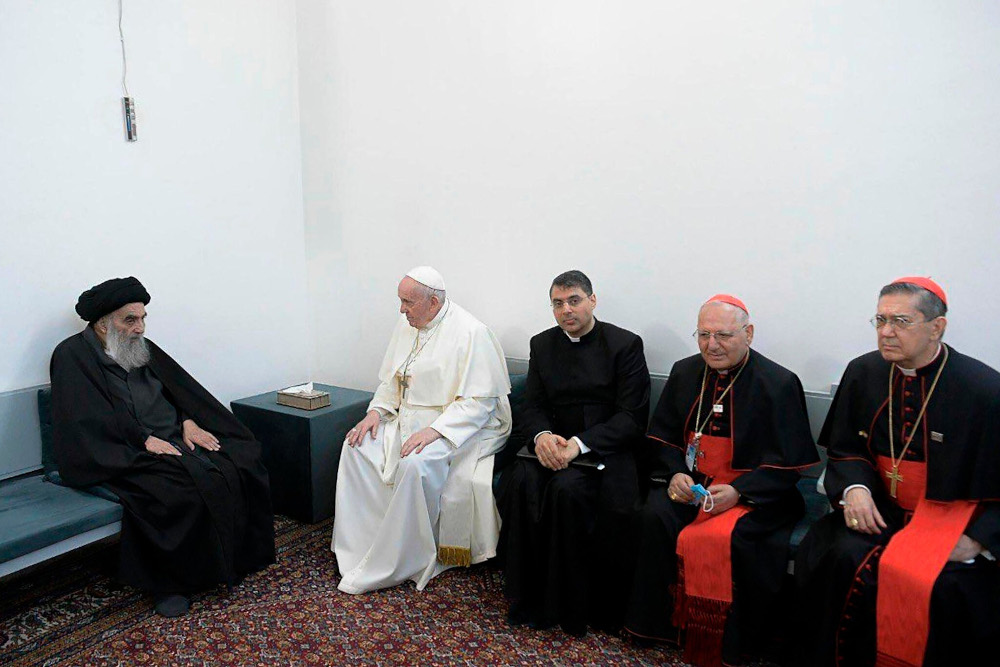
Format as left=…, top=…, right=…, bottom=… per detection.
left=641, top=322, right=691, bottom=376
left=19, top=312, right=83, bottom=389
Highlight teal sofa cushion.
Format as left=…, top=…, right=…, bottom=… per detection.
left=0, top=475, right=123, bottom=564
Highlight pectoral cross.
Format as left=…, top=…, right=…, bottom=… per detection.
left=885, top=466, right=903, bottom=498
left=400, top=374, right=411, bottom=399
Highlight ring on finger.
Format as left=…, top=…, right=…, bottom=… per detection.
left=850, top=517, right=859, bottom=527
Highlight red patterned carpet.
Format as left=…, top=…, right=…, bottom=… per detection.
left=1, top=517, right=702, bottom=666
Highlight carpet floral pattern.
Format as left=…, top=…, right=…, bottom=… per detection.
left=1, top=517, right=697, bottom=666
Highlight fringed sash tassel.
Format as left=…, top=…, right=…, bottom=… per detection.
left=437, top=545, right=472, bottom=567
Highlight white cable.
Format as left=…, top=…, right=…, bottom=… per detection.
left=119, top=0, right=129, bottom=97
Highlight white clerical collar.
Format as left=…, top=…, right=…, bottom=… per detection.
left=895, top=343, right=942, bottom=377
left=421, top=299, right=449, bottom=332
left=563, top=319, right=597, bottom=343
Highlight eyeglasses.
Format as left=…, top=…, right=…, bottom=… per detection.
left=551, top=296, right=587, bottom=309
left=869, top=315, right=936, bottom=331
left=692, top=325, right=748, bottom=343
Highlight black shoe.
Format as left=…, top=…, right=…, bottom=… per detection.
left=560, top=622, right=587, bottom=638
left=506, top=605, right=532, bottom=627
left=154, top=594, right=190, bottom=617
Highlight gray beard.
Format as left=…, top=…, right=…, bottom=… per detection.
left=105, top=326, right=151, bottom=372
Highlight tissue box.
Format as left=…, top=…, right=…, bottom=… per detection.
left=276, top=390, right=331, bottom=411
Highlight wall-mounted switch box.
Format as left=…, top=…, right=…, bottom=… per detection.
left=123, top=96, right=137, bottom=141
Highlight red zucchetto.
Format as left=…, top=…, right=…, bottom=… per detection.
left=891, top=276, right=947, bottom=306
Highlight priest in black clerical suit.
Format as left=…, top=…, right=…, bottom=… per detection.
left=624, top=294, right=818, bottom=667
left=794, top=277, right=1000, bottom=667
left=50, top=277, right=275, bottom=617
left=497, top=270, right=650, bottom=637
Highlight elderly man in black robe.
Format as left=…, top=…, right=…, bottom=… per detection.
left=624, top=294, right=818, bottom=667
left=50, top=277, right=275, bottom=617
left=794, top=277, right=1000, bottom=667
left=497, top=270, right=650, bottom=637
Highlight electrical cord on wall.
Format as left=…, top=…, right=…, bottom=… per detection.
left=119, top=0, right=136, bottom=141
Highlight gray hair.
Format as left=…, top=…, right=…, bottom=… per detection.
left=879, top=282, right=947, bottom=319
left=415, top=283, right=446, bottom=303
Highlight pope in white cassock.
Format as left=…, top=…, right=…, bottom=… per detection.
left=332, top=266, right=512, bottom=594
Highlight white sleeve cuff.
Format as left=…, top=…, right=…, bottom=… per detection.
left=572, top=436, right=590, bottom=455
left=533, top=431, right=552, bottom=444
left=839, top=484, right=872, bottom=506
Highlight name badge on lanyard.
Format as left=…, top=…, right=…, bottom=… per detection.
left=686, top=433, right=701, bottom=472
left=713, top=403, right=724, bottom=414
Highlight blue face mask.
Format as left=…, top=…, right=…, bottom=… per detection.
left=689, top=483, right=715, bottom=512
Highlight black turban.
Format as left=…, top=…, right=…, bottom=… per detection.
left=75, top=277, right=151, bottom=323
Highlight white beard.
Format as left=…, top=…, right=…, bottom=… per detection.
left=105, top=325, right=151, bottom=372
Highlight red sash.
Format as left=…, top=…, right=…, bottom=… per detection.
left=874, top=459, right=977, bottom=667
left=674, top=433, right=751, bottom=667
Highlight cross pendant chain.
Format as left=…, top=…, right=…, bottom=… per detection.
left=885, top=465, right=904, bottom=498
left=400, top=374, right=411, bottom=399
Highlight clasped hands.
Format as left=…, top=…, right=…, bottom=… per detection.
left=144, top=419, right=220, bottom=456
left=841, top=487, right=982, bottom=562
left=346, top=410, right=441, bottom=457
left=667, top=473, right=739, bottom=515
left=534, top=433, right=580, bottom=471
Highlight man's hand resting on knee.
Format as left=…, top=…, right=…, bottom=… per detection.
left=182, top=419, right=220, bottom=452
left=347, top=410, right=381, bottom=447
left=401, top=427, right=442, bottom=457
left=949, top=535, right=984, bottom=562
left=145, top=435, right=181, bottom=456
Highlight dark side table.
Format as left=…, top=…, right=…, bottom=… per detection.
left=231, top=383, right=373, bottom=524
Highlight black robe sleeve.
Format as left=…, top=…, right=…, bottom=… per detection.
left=730, top=371, right=814, bottom=504
left=961, top=383, right=1000, bottom=554
left=967, top=505, right=1000, bottom=555
left=573, top=335, right=650, bottom=457
left=647, top=358, right=695, bottom=480
left=819, top=361, right=883, bottom=503
left=520, top=335, right=554, bottom=452
left=50, top=334, right=148, bottom=487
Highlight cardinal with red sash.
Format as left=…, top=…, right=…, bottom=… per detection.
left=794, top=277, right=1000, bottom=666
left=624, top=295, right=819, bottom=666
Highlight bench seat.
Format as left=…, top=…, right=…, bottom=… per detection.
left=0, top=474, right=122, bottom=578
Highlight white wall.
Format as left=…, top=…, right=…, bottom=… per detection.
left=299, top=0, right=1000, bottom=393
left=0, top=0, right=310, bottom=403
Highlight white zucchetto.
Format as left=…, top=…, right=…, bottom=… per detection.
left=405, top=266, right=446, bottom=291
